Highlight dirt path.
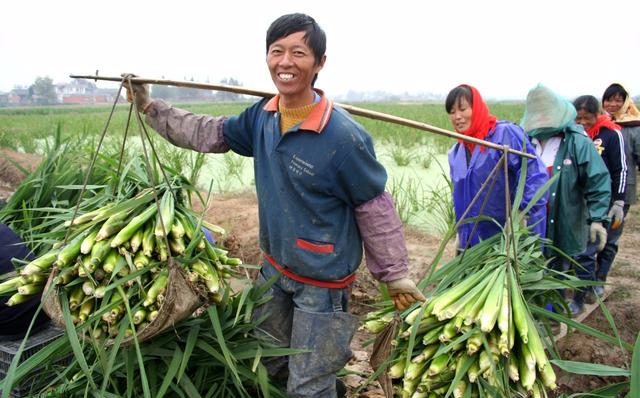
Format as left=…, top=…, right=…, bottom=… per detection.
left=196, top=191, right=640, bottom=397
left=551, top=205, right=640, bottom=395
left=2, top=148, right=639, bottom=396
left=0, top=149, right=41, bottom=202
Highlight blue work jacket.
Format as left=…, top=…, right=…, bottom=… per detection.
left=223, top=93, right=387, bottom=281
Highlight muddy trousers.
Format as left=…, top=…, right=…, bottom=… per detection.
left=593, top=205, right=628, bottom=280
left=252, top=262, right=359, bottom=398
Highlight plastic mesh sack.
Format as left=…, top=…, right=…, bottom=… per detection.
left=369, top=313, right=401, bottom=398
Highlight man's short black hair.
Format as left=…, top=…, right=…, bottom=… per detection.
left=602, top=83, right=628, bottom=103
left=445, top=85, right=473, bottom=113
left=266, top=13, right=326, bottom=66
left=574, top=95, right=600, bottom=115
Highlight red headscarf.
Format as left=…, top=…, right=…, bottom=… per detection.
left=458, top=85, right=497, bottom=153
left=587, top=114, right=621, bottom=139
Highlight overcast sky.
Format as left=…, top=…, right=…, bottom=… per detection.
left=2, top=0, right=639, bottom=100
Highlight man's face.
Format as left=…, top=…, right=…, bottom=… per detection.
left=603, top=94, right=624, bottom=115
left=267, top=31, right=325, bottom=108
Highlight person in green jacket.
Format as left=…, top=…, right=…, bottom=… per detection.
left=521, top=84, right=611, bottom=316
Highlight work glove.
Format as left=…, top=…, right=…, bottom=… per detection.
left=386, top=278, right=426, bottom=311
left=121, top=73, right=152, bottom=112
left=589, top=221, right=607, bottom=253
left=608, top=200, right=625, bottom=230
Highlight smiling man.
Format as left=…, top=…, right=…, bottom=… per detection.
left=123, top=13, right=424, bottom=398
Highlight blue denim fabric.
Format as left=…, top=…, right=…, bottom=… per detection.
left=549, top=256, right=571, bottom=273
left=574, top=242, right=598, bottom=282
left=573, top=242, right=598, bottom=306
left=252, top=261, right=358, bottom=398
left=549, top=256, right=572, bottom=301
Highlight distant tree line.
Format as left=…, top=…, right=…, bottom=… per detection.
left=0, top=76, right=59, bottom=107
left=1, top=76, right=247, bottom=107
left=32, top=77, right=58, bottom=105
left=152, top=77, right=246, bottom=102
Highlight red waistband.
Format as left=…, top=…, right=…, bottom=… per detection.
left=263, top=253, right=356, bottom=289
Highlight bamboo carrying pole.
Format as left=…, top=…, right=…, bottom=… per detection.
left=70, top=74, right=535, bottom=159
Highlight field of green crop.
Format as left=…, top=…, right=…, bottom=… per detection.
left=0, top=101, right=526, bottom=151
left=0, top=101, right=526, bottom=234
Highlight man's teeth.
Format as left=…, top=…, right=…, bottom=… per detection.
left=279, top=73, right=294, bottom=80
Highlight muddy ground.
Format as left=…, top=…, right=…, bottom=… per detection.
left=1, top=149, right=638, bottom=396
left=199, top=193, right=640, bottom=397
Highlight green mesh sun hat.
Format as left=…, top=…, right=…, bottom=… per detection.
left=521, top=84, right=577, bottom=138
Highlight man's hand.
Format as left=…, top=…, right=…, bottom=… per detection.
left=121, top=73, right=152, bottom=112
left=589, top=221, right=607, bottom=252
left=386, top=278, right=426, bottom=311
left=608, top=200, right=625, bottom=230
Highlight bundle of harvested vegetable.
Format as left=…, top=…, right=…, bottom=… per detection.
left=364, top=229, right=562, bottom=398
left=0, top=277, right=293, bottom=398
left=1, top=132, right=209, bottom=258
left=2, top=184, right=241, bottom=339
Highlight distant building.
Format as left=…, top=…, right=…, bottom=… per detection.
left=0, top=79, right=124, bottom=107
left=7, top=88, right=32, bottom=106
left=55, top=79, right=124, bottom=104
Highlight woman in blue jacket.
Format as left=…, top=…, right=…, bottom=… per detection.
left=446, top=84, right=548, bottom=249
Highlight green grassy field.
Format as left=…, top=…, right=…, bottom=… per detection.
left=0, top=101, right=525, bottom=152
left=0, top=101, right=526, bottom=233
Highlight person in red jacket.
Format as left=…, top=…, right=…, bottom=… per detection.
left=573, top=95, right=627, bottom=311
left=602, top=83, right=640, bottom=207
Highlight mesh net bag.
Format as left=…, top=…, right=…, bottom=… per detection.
left=369, top=313, right=401, bottom=398
left=43, top=258, right=204, bottom=347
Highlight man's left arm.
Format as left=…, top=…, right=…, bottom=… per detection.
left=355, top=192, right=407, bottom=281
left=355, top=192, right=425, bottom=310
left=333, top=130, right=424, bottom=310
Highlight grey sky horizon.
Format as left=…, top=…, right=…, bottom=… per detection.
left=2, top=0, right=639, bottom=101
